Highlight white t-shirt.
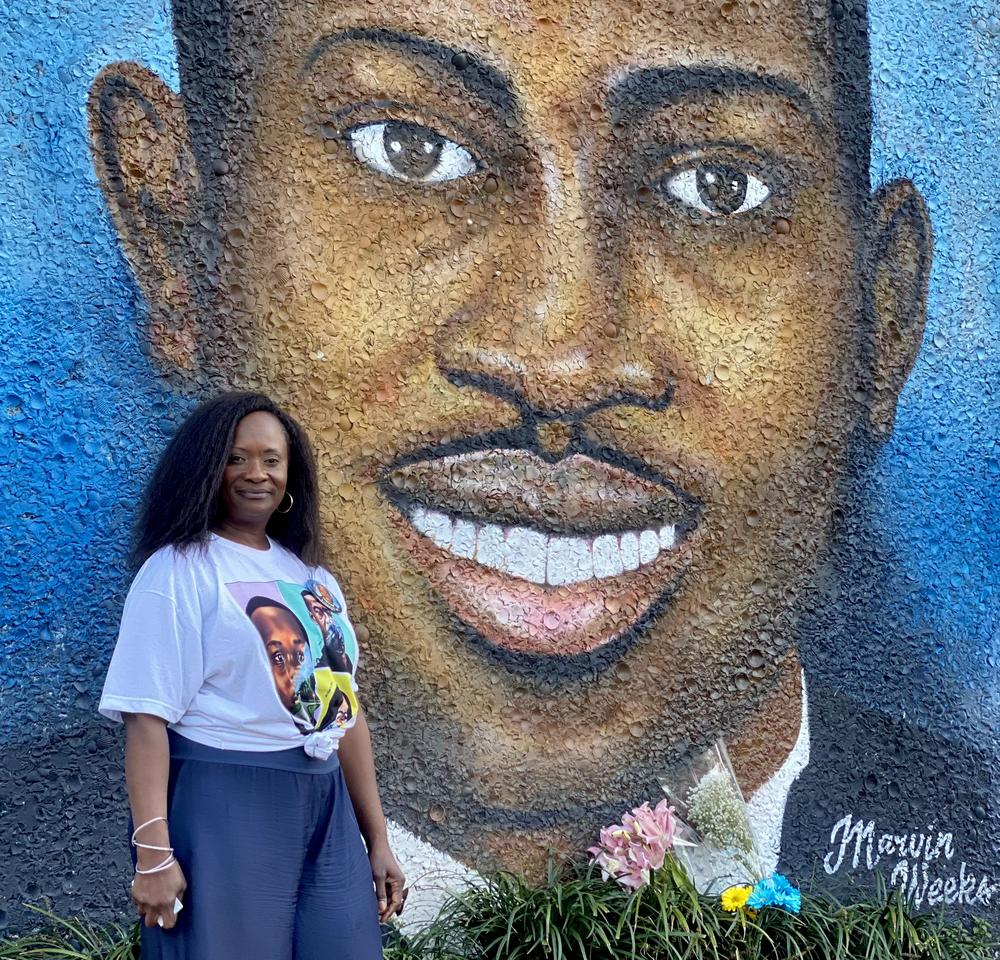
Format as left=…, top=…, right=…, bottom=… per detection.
left=99, top=534, right=360, bottom=758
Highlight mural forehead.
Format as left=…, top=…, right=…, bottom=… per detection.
left=171, top=0, right=845, bottom=192
left=235, top=0, right=830, bottom=76
left=1, top=0, right=998, bottom=935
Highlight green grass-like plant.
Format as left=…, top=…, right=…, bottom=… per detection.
left=3, top=865, right=995, bottom=959
left=0, top=905, right=139, bottom=960
left=384, top=858, right=995, bottom=960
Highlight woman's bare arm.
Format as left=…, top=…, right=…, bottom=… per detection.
left=338, top=708, right=406, bottom=920
left=123, top=713, right=186, bottom=928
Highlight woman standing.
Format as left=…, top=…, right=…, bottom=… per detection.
left=99, top=392, right=405, bottom=959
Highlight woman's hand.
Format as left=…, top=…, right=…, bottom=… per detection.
left=368, top=838, right=407, bottom=922
left=131, top=860, right=187, bottom=929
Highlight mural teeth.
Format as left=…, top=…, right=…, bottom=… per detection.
left=547, top=535, right=593, bottom=586
left=451, top=518, right=477, bottom=559
left=411, top=510, right=677, bottom=584
left=422, top=510, right=454, bottom=550
left=505, top=527, right=548, bottom=584
left=592, top=534, right=624, bottom=579
left=475, top=523, right=508, bottom=571
left=410, top=506, right=433, bottom=537
left=659, top=523, right=677, bottom=550
left=620, top=532, right=640, bottom=571
left=639, top=529, right=660, bottom=564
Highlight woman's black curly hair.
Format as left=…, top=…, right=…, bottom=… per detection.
left=131, top=392, right=324, bottom=568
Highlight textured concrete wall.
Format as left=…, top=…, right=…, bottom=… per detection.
left=1, top=0, right=998, bottom=936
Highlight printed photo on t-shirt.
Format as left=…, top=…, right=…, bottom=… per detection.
left=225, top=577, right=359, bottom=734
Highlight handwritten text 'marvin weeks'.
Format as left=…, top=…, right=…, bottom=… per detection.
left=824, top=815, right=998, bottom=909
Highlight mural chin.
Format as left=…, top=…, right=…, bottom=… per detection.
left=356, top=531, right=804, bottom=808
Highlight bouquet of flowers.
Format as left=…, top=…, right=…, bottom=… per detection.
left=588, top=738, right=800, bottom=915
left=587, top=799, right=698, bottom=891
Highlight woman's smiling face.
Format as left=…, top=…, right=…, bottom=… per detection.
left=183, top=0, right=870, bottom=860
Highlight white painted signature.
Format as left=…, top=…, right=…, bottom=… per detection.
left=824, top=814, right=998, bottom=909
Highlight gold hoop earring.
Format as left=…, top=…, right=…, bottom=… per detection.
left=276, top=492, right=294, bottom=514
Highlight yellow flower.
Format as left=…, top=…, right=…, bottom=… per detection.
left=721, top=885, right=754, bottom=912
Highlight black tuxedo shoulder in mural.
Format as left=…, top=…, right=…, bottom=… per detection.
left=779, top=679, right=1000, bottom=922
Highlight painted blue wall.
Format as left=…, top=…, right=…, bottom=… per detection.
left=1, top=0, right=182, bottom=748
left=866, top=0, right=999, bottom=707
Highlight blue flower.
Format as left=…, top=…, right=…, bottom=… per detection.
left=746, top=873, right=801, bottom=914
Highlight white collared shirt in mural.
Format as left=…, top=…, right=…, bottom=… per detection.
left=100, top=534, right=359, bottom=756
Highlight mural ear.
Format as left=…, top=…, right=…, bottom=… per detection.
left=868, top=179, right=932, bottom=439
left=88, top=62, right=202, bottom=371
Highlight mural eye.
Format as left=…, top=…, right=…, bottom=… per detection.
left=346, top=121, right=478, bottom=183
left=662, top=164, right=770, bottom=217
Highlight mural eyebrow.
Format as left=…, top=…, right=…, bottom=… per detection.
left=608, top=64, right=823, bottom=132
left=302, top=26, right=520, bottom=120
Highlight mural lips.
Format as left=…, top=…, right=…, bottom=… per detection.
left=384, top=448, right=701, bottom=656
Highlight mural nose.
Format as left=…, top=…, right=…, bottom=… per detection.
left=437, top=331, right=672, bottom=421
left=434, top=124, right=672, bottom=420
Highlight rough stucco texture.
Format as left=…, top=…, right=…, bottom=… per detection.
left=1, top=0, right=998, bottom=938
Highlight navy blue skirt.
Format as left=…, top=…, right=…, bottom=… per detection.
left=134, top=732, right=382, bottom=960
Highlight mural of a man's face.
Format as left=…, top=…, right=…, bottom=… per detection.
left=90, top=0, right=929, bottom=868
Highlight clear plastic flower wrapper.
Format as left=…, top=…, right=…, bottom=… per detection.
left=657, top=738, right=763, bottom=894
